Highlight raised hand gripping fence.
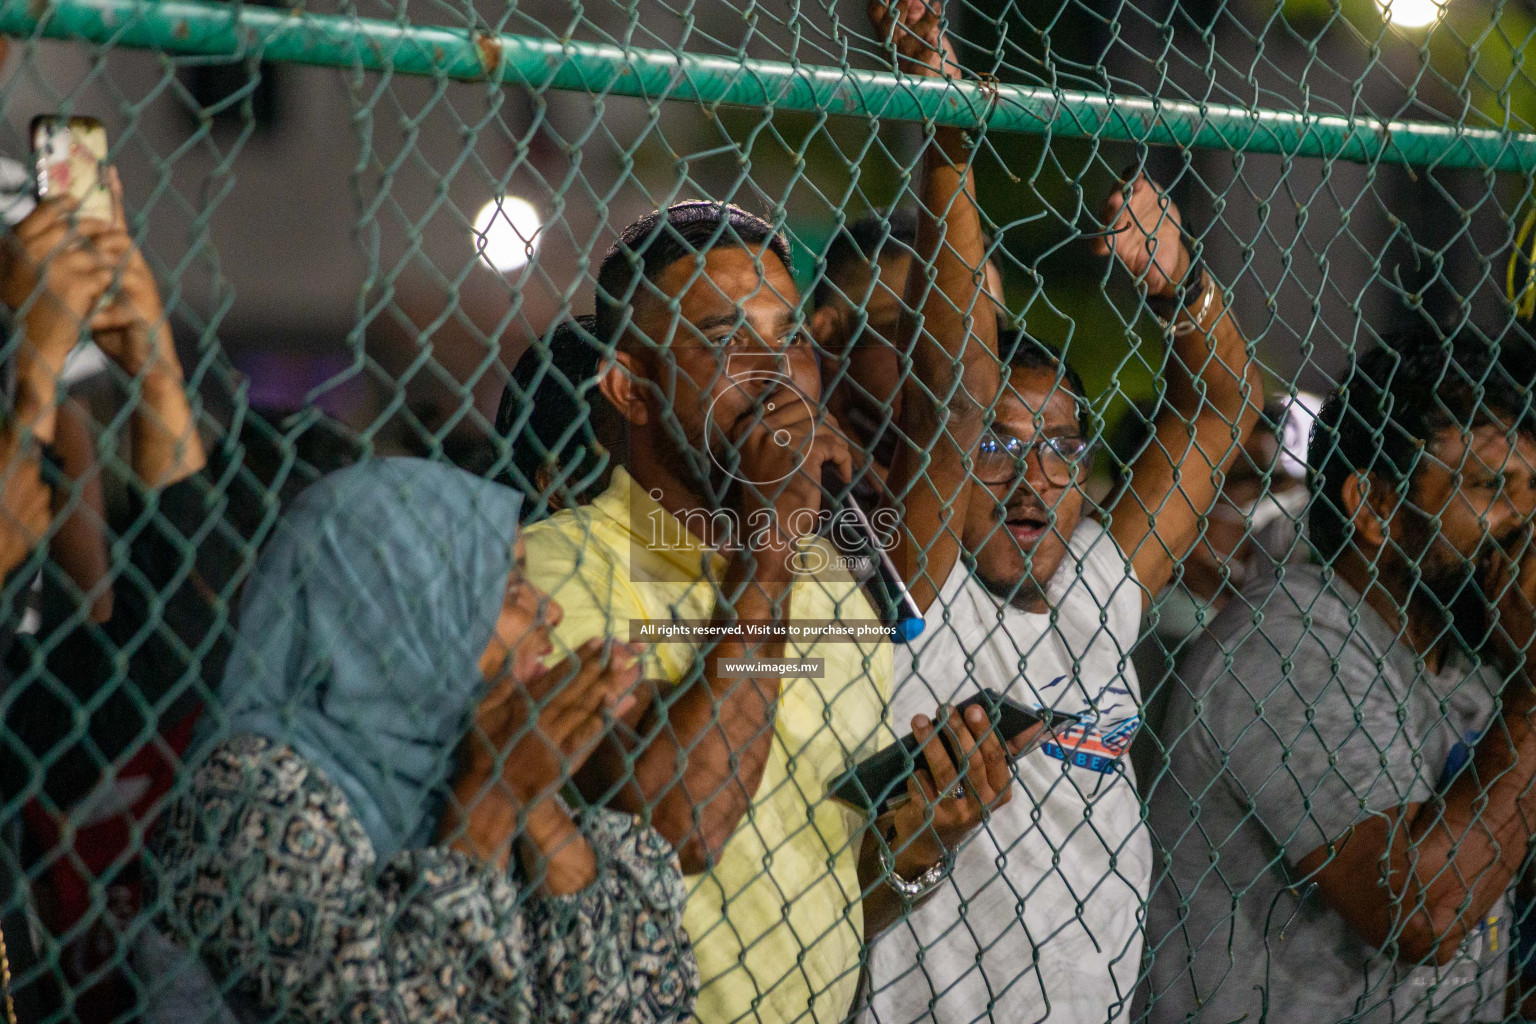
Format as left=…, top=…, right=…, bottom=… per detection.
left=1, top=0, right=1535, bottom=1021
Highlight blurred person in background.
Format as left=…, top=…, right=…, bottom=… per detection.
left=811, top=208, right=919, bottom=486
left=145, top=458, right=697, bottom=1024
left=519, top=199, right=1011, bottom=1024
left=0, top=164, right=239, bottom=1020
left=1500, top=311, right=1536, bottom=1019
left=1146, top=330, right=1536, bottom=1023
left=498, top=314, right=625, bottom=520
left=1108, top=396, right=1312, bottom=632
left=811, top=208, right=1004, bottom=506
left=1114, top=394, right=1317, bottom=790
left=0, top=114, right=95, bottom=1024
left=854, top=0, right=1261, bottom=1019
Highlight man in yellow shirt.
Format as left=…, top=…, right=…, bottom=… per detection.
left=521, top=202, right=1014, bottom=1024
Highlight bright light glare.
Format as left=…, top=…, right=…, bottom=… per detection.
left=1376, top=0, right=1443, bottom=28
left=472, top=196, right=542, bottom=273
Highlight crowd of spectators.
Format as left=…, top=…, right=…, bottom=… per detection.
left=2, top=0, right=1536, bottom=1022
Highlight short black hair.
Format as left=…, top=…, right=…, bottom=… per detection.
left=999, top=318, right=1092, bottom=437
left=813, top=209, right=920, bottom=309
left=1308, top=327, right=1535, bottom=561
left=595, top=201, right=793, bottom=348
left=497, top=315, right=620, bottom=519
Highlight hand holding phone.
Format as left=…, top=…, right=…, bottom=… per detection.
left=829, top=689, right=1081, bottom=816
left=868, top=702, right=1015, bottom=878
left=8, top=115, right=124, bottom=327
left=13, top=117, right=134, bottom=352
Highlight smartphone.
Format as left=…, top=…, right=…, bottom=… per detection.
left=31, top=115, right=111, bottom=221
left=828, top=689, right=1084, bottom=816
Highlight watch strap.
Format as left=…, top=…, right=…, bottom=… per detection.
left=878, top=841, right=950, bottom=898
left=1144, top=253, right=1207, bottom=323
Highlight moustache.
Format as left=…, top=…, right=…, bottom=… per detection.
left=993, top=498, right=1051, bottom=527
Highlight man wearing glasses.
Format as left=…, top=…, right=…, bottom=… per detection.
left=862, top=173, right=1260, bottom=1024
left=849, top=9, right=1263, bottom=1016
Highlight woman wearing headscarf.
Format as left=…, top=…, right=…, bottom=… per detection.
left=145, top=458, right=697, bottom=1023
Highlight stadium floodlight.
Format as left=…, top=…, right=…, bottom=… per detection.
left=472, top=195, right=542, bottom=272
left=1377, top=0, right=1443, bottom=28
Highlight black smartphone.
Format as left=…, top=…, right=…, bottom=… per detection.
left=828, top=689, right=1083, bottom=816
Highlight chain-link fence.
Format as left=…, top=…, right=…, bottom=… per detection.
left=1, top=0, right=1535, bottom=1021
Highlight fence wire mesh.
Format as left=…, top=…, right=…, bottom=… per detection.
left=0, top=0, right=1535, bottom=1022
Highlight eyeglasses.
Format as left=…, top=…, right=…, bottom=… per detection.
left=973, top=429, right=1093, bottom=486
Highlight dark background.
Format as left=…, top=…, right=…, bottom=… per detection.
left=6, top=0, right=1527, bottom=472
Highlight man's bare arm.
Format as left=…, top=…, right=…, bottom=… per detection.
left=1297, top=683, right=1536, bottom=965
left=858, top=706, right=1017, bottom=939
left=0, top=427, right=49, bottom=579
left=91, top=172, right=206, bottom=488
left=1095, top=178, right=1262, bottom=602
left=577, top=562, right=790, bottom=876
left=869, top=0, right=1000, bottom=612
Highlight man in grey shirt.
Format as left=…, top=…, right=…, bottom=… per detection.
left=1146, top=328, right=1536, bottom=1023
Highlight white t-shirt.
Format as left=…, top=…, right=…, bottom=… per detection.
left=865, top=518, right=1150, bottom=1024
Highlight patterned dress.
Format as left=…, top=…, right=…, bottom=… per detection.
left=149, top=734, right=698, bottom=1024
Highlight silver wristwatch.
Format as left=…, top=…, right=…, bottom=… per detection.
left=879, top=842, right=950, bottom=899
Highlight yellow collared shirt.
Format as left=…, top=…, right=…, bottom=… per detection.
left=523, top=469, right=893, bottom=1024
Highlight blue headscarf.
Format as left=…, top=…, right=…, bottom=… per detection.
left=217, top=458, right=523, bottom=862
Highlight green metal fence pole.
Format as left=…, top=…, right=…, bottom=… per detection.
left=2, top=0, right=1532, bottom=172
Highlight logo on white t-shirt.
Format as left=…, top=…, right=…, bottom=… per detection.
left=1035, top=673, right=1142, bottom=774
